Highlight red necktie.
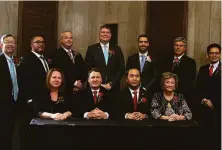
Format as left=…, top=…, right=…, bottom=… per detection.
left=93, top=91, right=97, bottom=104
left=209, top=65, right=214, bottom=76
left=172, top=57, right=180, bottom=71
left=133, top=91, right=137, bottom=111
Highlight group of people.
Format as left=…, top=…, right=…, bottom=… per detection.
left=0, top=24, right=221, bottom=150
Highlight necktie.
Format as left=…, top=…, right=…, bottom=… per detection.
left=39, top=56, right=49, bottom=72
left=67, top=50, right=74, bottom=63
left=93, top=91, right=98, bottom=104
left=103, top=45, right=109, bottom=65
left=9, top=58, right=18, bottom=101
left=133, top=91, right=137, bottom=111
left=140, top=55, right=146, bottom=72
left=172, top=57, right=180, bottom=71
left=209, top=65, right=214, bottom=76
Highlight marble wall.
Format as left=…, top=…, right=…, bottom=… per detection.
left=57, top=1, right=147, bottom=62
left=187, top=1, right=221, bottom=69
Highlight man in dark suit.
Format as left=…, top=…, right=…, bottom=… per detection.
left=76, top=68, right=112, bottom=119
left=163, top=37, right=196, bottom=112
left=51, top=31, right=87, bottom=94
left=0, top=34, right=19, bottom=150
left=85, top=24, right=125, bottom=92
left=117, top=68, right=151, bottom=120
left=126, top=34, right=157, bottom=93
left=196, top=43, right=221, bottom=130
left=17, top=36, right=50, bottom=150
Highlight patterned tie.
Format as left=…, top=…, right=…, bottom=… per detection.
left=39, top=56, right=49, bottom=72
left=103, top=45, right=109, bottom=65
left=93, top=91, right=98, bottom=104
left=133, top=91, right=137, bottom=111
left=9, top=58, right=18, bottom=101
left=67, top=50, right=74, bottom=64
left=172, top=57, right=180, bottom=71
left=209, top=65, right=214, bottom=76
left=140, top=55, right=146, bottom=72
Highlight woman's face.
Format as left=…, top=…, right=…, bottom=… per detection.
left=163, top=77, right=176, bottom=92
left=50, top=71, right=62, bottom=89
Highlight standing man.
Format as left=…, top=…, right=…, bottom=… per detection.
left=196, top=43, right=221, bottom=129
left=117, top=68, right=150, bottom=120
left=85, top=24, right=125, bottom=92
left=51, top=31, right=87, bottom=94
left=0, top=34, right=19, bottom=150
left=126, top=34, right=157, bottom=93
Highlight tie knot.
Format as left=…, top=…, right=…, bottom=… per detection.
left=93, top=91, right=97, bottom=95
left=133, top=91, right=137, bottom=95
left=210, top=65, right=214, bottom=68
left=141, top=54, right=146, bottom=58
left=174, top=57, right=179, bottom=63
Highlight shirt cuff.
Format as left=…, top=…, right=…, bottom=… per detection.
left=125, top=113, right=128, bottom=119
left=74, top=81, right=78, bottom=86
left=104, top=112, right=109, bottom=119
left=83, top=112, right=89, bottom=119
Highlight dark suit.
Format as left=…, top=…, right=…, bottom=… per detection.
left=76, top=87, right=113, bottom=119
left=196, top=62, right=221, bottom=129
left=0, top=53, right=18, bottom=150
left=126, top=53, right=157, bottom=93
left=117, top=87, right=151, bottom=119
left=85, top=43, right=125, bottom=91
left=51, top=47, right=87, bottom=93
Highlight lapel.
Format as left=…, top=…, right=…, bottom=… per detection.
left=107, top=44, right=115, bottom=64
left=212, top=62, right=221, bottom=76
left=1, top=54, right=13, bottom=83
left=59, top=47, right=75, bottom=64
left=96, top=43, right=107, bottom=65
left=142, top=53, right=152, bottom=73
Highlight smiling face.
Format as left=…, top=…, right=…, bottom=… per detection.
left=163, top=77, right=176, bottom=92
left=88, top=71, right=102, bottom=90
left=138, top=37, right=149, bottom=53
left=174, top=41, right=186, bottom=57
left=49, top=71, right=62, bottom=89
left=60, top=31, right=73, bottom=49
left=31, top=36, right=45, bottom=55
left=99, top=27, right=111, bottom=44
left=207, top=47, right=221, bottom=64
left=2, top=36, right=16, bottom=56
left=126, top=69, right=141, bottom=89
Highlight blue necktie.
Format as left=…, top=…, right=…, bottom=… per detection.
left=140, top=55, right=146, bottom=72
left=9, top=58, right=18, bottom=101
left=103, top=45, right=109, bottom=65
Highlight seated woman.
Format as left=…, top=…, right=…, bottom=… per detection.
left=36, top=68, right=72, bottom=120
left=151, top=72, right=192, bottom=121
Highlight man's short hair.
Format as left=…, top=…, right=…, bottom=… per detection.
left=137, top=34, right=149, bottom=42
left=2, top=34, right=16, bottom=42
left=88, top=68, right=102, bottom=77
left=174, top=37, right=187, bottom=48
left=30, top=35, right=44, bottom=43
left=207, top=43, right=221, bottom=53
left=125, top=68, right=141, bottom=78
left=99, top=24, right=112, bottom=33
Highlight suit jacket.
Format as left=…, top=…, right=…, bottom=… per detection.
left=85, top=43, right=125, bottom=91
left=51, top=47, right=87, bottom=92
left=164, top=54, right=196, bottom=97
left=117, top=87, right=151, bottom=119
left=17, top=52, right=50, bottom=103
left=76, top=87, right=113, bottom=118
left=126, top=53, right=157, bottom=92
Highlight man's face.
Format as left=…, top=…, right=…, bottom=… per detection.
left=3, top=36, right=16, bottom=55
left=60, top=32, right=73, bottom=49
left=138, top=37, right=149, bottom=53
left=174, top=41, right=186, bottom=56
left=31, top=36, right=45, bottom=54
left=99, top=28, right=111, bottom=43
left=88, top=71, right=102, bottom=89
left=126, top=69, right=141, bottom=89
left=207, top=47, right=221, bottom=64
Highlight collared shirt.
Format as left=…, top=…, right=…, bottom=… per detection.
left=61, top=46, right=73, bottom=58
left=100, top=42, right=109, bottom=54
left=173, top=53, right=185, bottom=62
left=91, top=88, right=100, bottom=97
left=139, top=51, right=148, bottom=64
left=32, top=51, right=49, bottom=72
left=210, top=61, right=220, bottom=73
left=129, top=87, right=140, bottom=102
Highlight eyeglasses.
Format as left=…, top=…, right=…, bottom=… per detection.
left=3, top=41, right=16, bottom=45
left=208, top=52, right=220, bottom=55
left=33, top=41, right=45, bottom=44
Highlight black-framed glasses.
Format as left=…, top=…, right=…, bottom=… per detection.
left=208, top=52, right=220, bottom=55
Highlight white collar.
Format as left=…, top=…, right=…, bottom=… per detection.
left=61, top=46, right=71, bottom=53
left=139, top=51, right=148, bottom=57
left=210, top=61, right=220, bottom=68
left=32, top=51, right=43, bottom=58
left=100, top=42, right=109, bottom=48
left=4, top=53, right=13, bottom=60
left=129, top=87, right=140, bottom=94
left=174, top=53, right=185, bottom=60
left=91, top=88, right=100, bottom=93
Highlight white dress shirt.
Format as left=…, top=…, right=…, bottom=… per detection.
left=210, top=61, right=220, bottom=73
left=100, top=42, right=109, bottom=53
left=173, top=53, right=184, bottom=62
left=32, top=51, right=49, bottom=72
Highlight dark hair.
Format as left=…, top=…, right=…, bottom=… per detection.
left=137, top=34, right=149, bottom=42
left=125, top=68, right=141, bottom=78
left=99, top=24, right=112, bottom=34
left=3, top=34, right=16, bottom=41
left=207, top=43, right=221, bottom=53
left=88, top=68, right=102, bottom=77
left=31, top=35, right=44, bottom=43
left=46, top=68, right=66, bottom=92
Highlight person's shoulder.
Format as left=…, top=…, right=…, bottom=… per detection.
left=183, top=55, right=196, bottom=62
left=88, top=43, right=100, bottom=49
left=128, top=53, right=139, bottom=59
left=199, top=64, right=210, bottom=70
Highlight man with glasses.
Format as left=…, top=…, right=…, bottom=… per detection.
left=0, top=34, right=19, bottom=150
left=196, top=43, right=221, bottom=131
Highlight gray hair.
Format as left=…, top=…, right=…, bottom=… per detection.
left=174, top=37, right=187, bottom=48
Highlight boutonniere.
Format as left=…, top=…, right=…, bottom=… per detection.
left=173, top=96, right=178, bottom=103
left=146, top=55, right=152, bottom=62
left=215, top=65, right=221, bottom=75
left=138, top=92, right=147, bottom=104
left=108, top=49, right=115, bottom=57
left=47, top=58, right=52, bottom=64
left=13, top=56, right=23, bottom=67
left=56, top=96, right=64, bottom=104
left=97, top=92, right=104, bottom=102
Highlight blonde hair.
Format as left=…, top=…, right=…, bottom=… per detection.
left=160, top=72, right=178, bottom=90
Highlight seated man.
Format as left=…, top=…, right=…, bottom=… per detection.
left=76, top=68, right=112, bottom=119
left=117, top=68, right=151, bottom=120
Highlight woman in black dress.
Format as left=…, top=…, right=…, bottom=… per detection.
left=36, top=68, right=72, bottom=120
